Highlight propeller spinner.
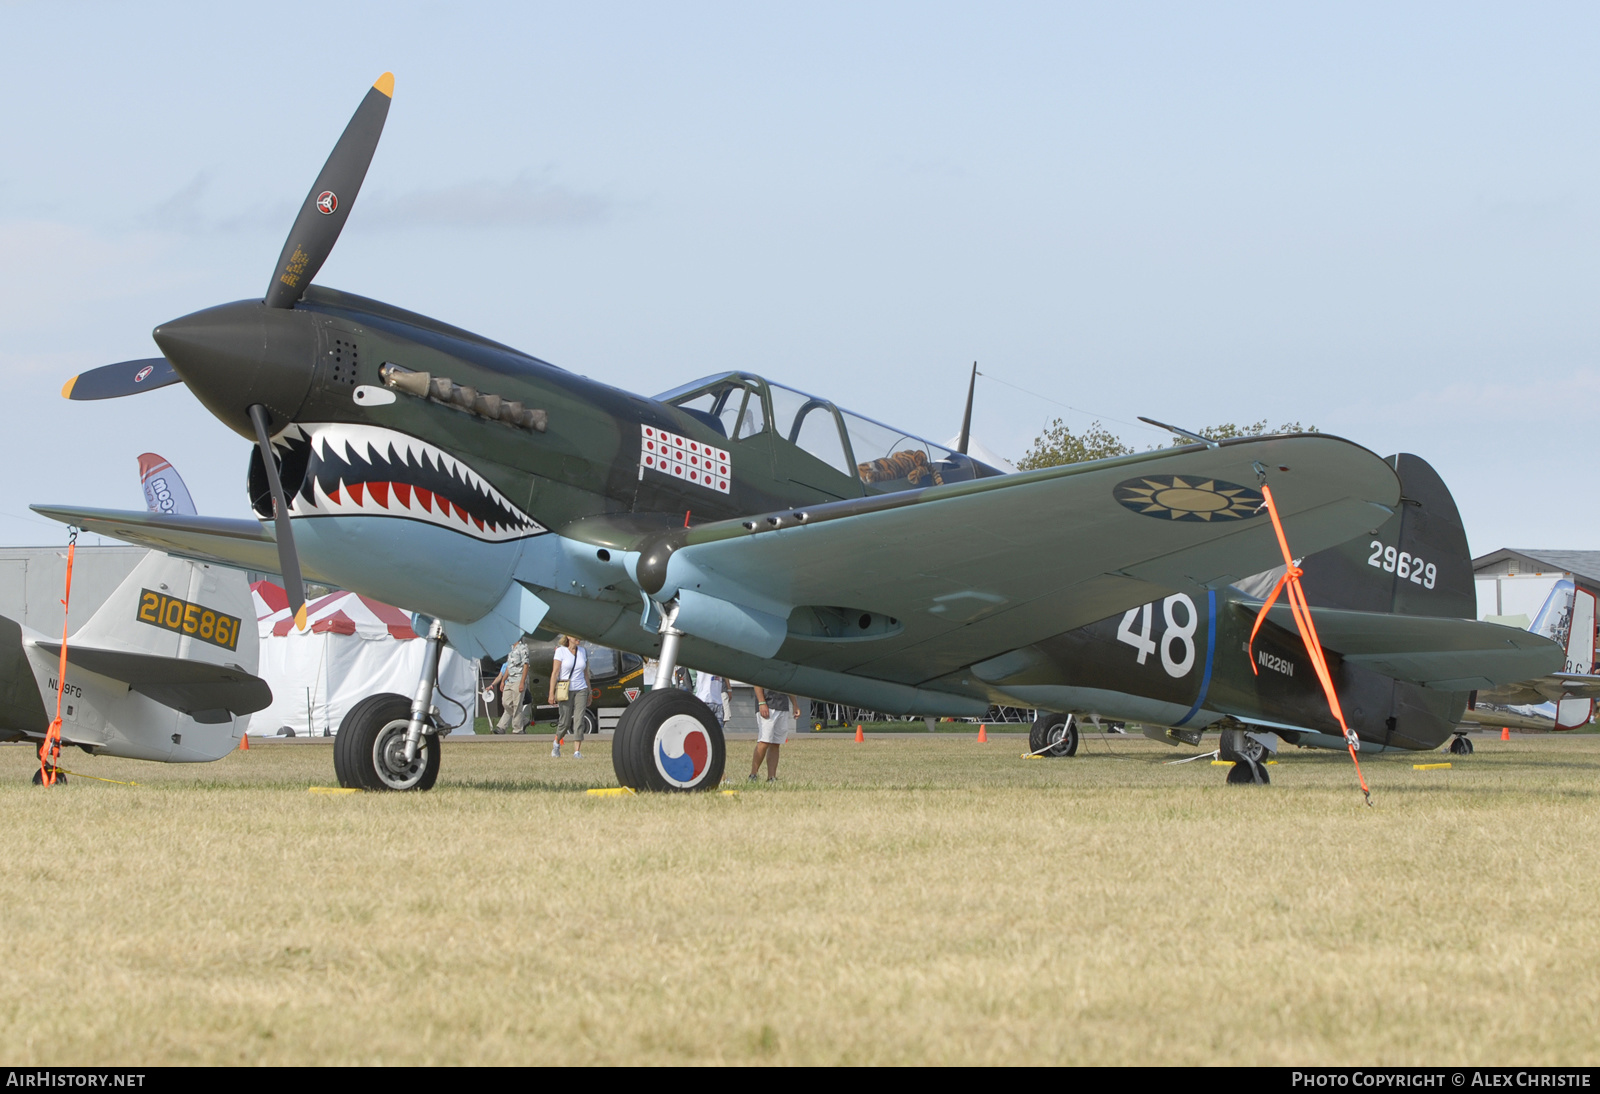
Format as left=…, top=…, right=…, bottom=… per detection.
left=59, top=72, right=397, bottom=629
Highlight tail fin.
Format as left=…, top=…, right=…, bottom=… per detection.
left=1294, top=453, right=1475, bottom=620
left=1528, top=580, right=1597, bottom=729
left=19, top=551, right=267, bottom=761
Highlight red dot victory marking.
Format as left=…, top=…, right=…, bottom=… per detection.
left=638, top=424, right=733, bottom=493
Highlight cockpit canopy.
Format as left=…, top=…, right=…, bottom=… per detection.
left=655, top=373, right=1003, bottom=497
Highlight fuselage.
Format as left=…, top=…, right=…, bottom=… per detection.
left=150, top=287, right=1462, bottom=751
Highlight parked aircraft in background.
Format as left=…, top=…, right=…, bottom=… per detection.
left=1461, top=579, right=1600, bottom=740
left=35, top=73, right=1560, bottom=792
left=0, top=550, right=270, bottom=779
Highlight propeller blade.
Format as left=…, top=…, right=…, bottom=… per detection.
left=264, top=72, right=394, bottom=309
left=61, top=358, right=180, bottom=401
left=248, top=404, right=308, bottom=631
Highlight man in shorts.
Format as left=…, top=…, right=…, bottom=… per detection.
left=750, top=685, right=801, bottom=782
left=489, top=636, right=531, bottom=734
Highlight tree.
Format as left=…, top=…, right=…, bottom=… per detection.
left=1018, top=419, right=1134, bottom=470
left=1166, top=421, right=1318, bottom=446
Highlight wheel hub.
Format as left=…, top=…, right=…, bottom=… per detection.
left=373, top=720, right=429, bottom=789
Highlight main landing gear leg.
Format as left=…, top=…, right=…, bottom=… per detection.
left=611, top=600, right=726, bottom=792
left=404, top=619, right=446, bottom=764
left=1220, top=727, right=1272, bottom=785
left=1447, top=733, right=1474, bottom=756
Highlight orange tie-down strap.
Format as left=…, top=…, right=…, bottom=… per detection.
left=1247, top=484, right=1373, bottom=806
left=40, top=532, right=77, bottom=788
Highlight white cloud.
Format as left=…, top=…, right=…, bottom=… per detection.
left=359, top=173, right=615, bottom=229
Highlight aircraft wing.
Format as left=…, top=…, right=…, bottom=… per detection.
left=28, top=506, right=339, bottom=585
left=647, top=434, right=1400, bottom=686
left=1246, top=603, right=1563, bottom=690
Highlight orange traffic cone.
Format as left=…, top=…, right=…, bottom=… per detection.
left=977, top=723, right=988, bottom=743
left=855, top=724, right=864, bottom=742
left=239, top=732, right=249, bottom=751
left=1501, top=727, right=1510, bottom=741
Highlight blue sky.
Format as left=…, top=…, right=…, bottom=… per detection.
left=3, top=2, right=1597, bottom=556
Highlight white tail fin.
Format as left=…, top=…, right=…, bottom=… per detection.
left=22, top=551, right=267, bottom=762
left=1556, top=587, right=1596, bottom=730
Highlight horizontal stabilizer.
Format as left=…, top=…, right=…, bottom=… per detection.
left=37, top=642, right=271, bottom=723
left=1241, top=602, right=1563, bottom=689
left=1476, top=671, right=1600, bottom=707
left=29, top=505, right=336, bottom=584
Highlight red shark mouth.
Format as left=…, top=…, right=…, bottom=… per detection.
left=256, top=422, right=545, bottom=542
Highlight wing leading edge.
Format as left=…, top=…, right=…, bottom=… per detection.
left=27, top=506, right=336, bottom=584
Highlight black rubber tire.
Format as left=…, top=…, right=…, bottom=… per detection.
left=581, top=706, right=599, bottom=739
left=611, top=699, right=644, bottom=789
left=31, top=768, right=65, bottom=786
left=334, top=693, right=441, bottom=792
left=1028, top=712, right=1079, bottom=757
left=1226, top=759, right=1269, bottom=785
left=1448, top=736, right=1474, bottom=756
left=611, top=688, right=725, bottom=792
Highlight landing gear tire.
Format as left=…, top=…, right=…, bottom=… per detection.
left=1226, top=759, right=1270, bottom=785
left=1028, top=712, right=1078, bottom=757
left=1448, top=734, right=1474, bottom=756
left=31, top=768, right=65, bottom=786
left=581, top=706, right=599, bottom=740
left=611, top=688, right=725, bottom=792
left=334, top=693, right=441, bottom=792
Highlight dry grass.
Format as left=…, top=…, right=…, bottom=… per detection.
left=1, top=731, right=1597, bottom=1065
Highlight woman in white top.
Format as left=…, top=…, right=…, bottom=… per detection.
left=549, top=635, right=590, bottom=758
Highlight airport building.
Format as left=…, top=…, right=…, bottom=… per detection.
left=1473, top=548, right=1600, bottom=632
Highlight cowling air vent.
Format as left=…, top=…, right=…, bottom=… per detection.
left=327, top=338, right=360, bottom=386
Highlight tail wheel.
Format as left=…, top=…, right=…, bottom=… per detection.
left=1226, top=759, right=1270, bottom=785
left=334, top=693, right=441, bottom=791
left=611, top=688, right=725, bottom=792
left=1028, top=712, right=1078, bottom=757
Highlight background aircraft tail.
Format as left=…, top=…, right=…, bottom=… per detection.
left=12, top=551, right=269, bottom=762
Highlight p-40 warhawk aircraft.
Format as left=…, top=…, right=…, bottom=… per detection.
left=37, top=74, right=1561, bottom=791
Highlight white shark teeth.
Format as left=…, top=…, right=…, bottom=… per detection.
left=285, top=422, right=544, bottom=542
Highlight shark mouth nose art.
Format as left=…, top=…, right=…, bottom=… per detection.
left=255, top=422, right=545, bottom=542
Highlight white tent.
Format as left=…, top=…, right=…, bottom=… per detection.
left=251, top=582, right=480, bottom=737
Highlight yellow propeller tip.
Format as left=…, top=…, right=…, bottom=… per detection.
left=294, top=604, right=309, bottom=631
left=373, top=72, right=394, bottom=98
left=61, top=376, right=77, bottom=399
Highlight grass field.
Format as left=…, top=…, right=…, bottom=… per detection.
left=2, top=731, right=1597, bottom=1065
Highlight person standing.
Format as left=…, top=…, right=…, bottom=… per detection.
left=550, top=635, right=590, bottom=758
left=489, top=636, right=531, bottom=734
left=694, top=670, right=727, bottom=728
left=750, top=685, right=801, bottom=782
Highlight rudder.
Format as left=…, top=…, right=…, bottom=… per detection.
left=1296, top=453, right=1475, bottom=621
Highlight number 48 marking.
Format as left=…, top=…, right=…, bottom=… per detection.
left=1117, top=594, right=1199, bottom=677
